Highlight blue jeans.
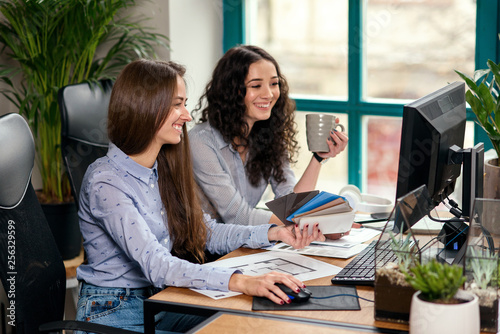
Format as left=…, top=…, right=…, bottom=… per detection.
left=75, top=282, right=207, bottom=333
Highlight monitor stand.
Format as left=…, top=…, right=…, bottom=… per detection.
left=438, top=142, right=484, bottom=265
left=448, top=142, right=484, bottom=220
left=461, top=143, right=484, bottom=219
left=436, top=243, right=467, bottom=265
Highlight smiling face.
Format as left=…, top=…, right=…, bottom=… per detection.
left=243, top=59, right=280, bottom=130
left=154, top=74, right=192, bottom=146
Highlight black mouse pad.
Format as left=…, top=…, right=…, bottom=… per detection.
left=252, top=285, right=361, bottom=311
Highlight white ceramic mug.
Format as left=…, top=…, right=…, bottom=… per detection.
left=306, top=113, right=345, bottom=152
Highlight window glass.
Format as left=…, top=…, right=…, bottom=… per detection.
left=365, top=0, right=476, bottom=100
left=244, top=0, right=480, bottom=200
left=246, top=0, right=348, bottom=98
left=363, top=116, right=401, bottom=200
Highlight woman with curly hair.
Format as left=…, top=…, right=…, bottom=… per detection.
left=189, top=45, right=348, bottom=227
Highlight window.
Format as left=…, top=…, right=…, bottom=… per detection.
left=224, top=0, right=499, bottom=201
left=246, top=0, right=348, bottom=99
left=365, top=0, right=476, bottom=100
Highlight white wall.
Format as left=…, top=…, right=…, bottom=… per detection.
left=133, top=0, right=171, bottom=61
left=169, top=0, right=224, bottom=115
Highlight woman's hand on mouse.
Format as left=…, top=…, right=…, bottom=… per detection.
left=228, top=271, right=305, bottom=305
left=268, top=223, right=325, bottom=249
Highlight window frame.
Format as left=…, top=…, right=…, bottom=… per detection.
left=223, top=0, right=500, bottom=189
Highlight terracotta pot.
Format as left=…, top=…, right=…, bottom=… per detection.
left=484, top=158, right=500, bottom=199
left=409, top=290, right=480, bottom=334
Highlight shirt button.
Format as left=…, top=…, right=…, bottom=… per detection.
left=161, top=210, right=164, bottom=215
left=150, top=184, right=154, bottom=188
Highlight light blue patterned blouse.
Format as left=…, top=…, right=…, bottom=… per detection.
left=189, top=122, right=296, bottom=226
left=76, top=143, right=273, bottom=290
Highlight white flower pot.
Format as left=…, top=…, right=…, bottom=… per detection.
left=409, top=290, right=480, bottom=334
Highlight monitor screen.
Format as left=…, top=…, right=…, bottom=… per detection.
left=395, top=81, right=466, bottom=210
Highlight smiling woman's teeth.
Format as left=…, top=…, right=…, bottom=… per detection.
left=256, top=103, right=270, bottom=108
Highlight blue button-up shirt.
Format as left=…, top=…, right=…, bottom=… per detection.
left=77, top=143, right=273, bottom=290
left=189, top=122, right=296, bottom=226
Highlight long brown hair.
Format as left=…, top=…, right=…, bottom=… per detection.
left=194, top=45, right=298, bottom=186
left=108, top=59, right=207, bottom=263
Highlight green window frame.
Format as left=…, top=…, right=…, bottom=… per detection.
left=223, top=0, right=500, bottom=189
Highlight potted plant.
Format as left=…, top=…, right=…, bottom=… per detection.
left=0, top=0, right=168, bottom=259
left=465, top=248, right=498, bottom=332
left=374, top=185, right=434, bottom=324
left=406, top=259, right=480, bottom=334
left=374, top=231, right=418, bottom=324
left=455, top=35, right=500, bottom=199
left=464, top=197, right=500, bottom=332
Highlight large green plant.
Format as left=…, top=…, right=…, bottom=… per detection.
left=455, top=37, right=500, bottom=166
left=0, top=0, right=168, bottom=203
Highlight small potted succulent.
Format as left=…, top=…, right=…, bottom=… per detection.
left=464, top=197, right=500, bottom=332
left=465, top=248, right=498, bottom=332
left=374, top=231, right=418, bottom=324
left=373, top=185, right=432, bottom=324
left=406, top=259, right=479, bottom=334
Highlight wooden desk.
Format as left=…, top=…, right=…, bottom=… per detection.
left=63, top=247, right=85, bottom=319
left=189, top=312, right=392, bottom=334
left=144, top=247, right=409, bottom=333
left=63, top=247, right=84, bottom=279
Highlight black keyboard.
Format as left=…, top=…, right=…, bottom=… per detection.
left=331, top=240, right=397, bottom=286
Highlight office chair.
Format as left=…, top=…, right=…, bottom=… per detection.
left=0, top=113, right=135, bottom=334
left=58, top=80, right=113, bottom=209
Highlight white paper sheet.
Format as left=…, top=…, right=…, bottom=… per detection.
left=190, top=250, right=341, bottom=300
left=266, top=227, right=379, bottom=260
left=268, top=241, right=369, bottom=259
left=313, top=227, right=381, bottom=247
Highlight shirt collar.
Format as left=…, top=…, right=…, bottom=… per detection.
left=207, top=122, right=235, bottom=152
left=107, top=142, right=158, bottom=184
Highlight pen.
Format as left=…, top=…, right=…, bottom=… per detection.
left=355, top=218, right=390, bottom=224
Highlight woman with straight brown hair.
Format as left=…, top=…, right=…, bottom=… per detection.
left=75, top=59, right=325, bottom=333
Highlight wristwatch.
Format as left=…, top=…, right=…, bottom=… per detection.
left=313, top=152, right=330, bottom=165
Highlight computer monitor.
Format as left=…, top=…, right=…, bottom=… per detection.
left=396, top=81, right=466, bottom=210
left=392, top=81, right=471, bottom=234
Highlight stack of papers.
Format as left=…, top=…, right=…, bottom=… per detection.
left=267, top=227, right=381, bottom=259
left=266, top=191, right=355, bottom=234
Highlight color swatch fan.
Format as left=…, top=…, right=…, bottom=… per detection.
left=266, top=191, right=354, bottom=234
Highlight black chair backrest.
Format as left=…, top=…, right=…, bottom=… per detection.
left=58, top=80, right=113, bottom=208
left=0, top=113, right=66, bottom=333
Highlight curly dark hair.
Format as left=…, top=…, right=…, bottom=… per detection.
left=194, top=45, right=299, bottom=186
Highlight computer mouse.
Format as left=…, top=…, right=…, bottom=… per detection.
left=275, top=283, right=312, bottom=303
